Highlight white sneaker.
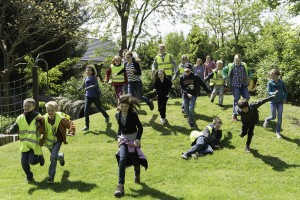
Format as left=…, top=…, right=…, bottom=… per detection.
left=160, top=118, right=166, bottom=124
left=263, top=120, right=269, bottom=128
left=276, top=132, right=282, bottom=138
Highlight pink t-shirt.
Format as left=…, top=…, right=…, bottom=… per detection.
left=204, top=61, right=216, bottom=78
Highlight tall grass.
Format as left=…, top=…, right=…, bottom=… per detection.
left=0, top=95, right=299, bottom=200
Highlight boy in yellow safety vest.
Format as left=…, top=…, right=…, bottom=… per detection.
left=181, top=117, right=222, bottom=159
left=44, top=101, right=75, bottom=183
left=6, top=98, right=46, bottom=183
left=205, top=60, right=225, bottom=107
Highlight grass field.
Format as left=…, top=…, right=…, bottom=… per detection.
left=0, top=95, right=299, bottom=200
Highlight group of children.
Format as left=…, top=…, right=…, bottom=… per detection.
left=6, top=99, right=75, bottom=184
left=4, top=50, right=287, bottom=198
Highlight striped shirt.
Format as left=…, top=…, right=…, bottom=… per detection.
left=126, top=62, right=141, bottom=82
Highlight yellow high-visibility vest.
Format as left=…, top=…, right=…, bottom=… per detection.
left=111, top=64, right=125, bottom=82
left=189, top=126, right=213, bottom=142
left=211, top=69, right=224, bottom=86
left=156, top=54, right=173, bottom=76
left=16, top=114, right=43, bottom=155
left=44, top=112, right=64, bottom=148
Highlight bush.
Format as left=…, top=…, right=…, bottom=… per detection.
left=60, top=77, right=116, bottom=109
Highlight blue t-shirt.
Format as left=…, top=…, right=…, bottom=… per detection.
left=267, top=79, right=287, bottom=103
left=85, top=76, right=100, bottom=97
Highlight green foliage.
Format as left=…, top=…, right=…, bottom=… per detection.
left=1, top=97, right=300, bottom=199
left=248, top=20, right=300, bottom=105
left=187, top=25, right=214, bottom=62
left=23, top=56, right=81, bottom=96
left=137, top=37, right=162, bottom=69
left=60, top=77, right=85, bottom=100
left=0, top=115, right=16, bottom=133
left=164, top=31, right=188, bottom=62
left=141, top=70, right=155, bottom=96
left=60, top=77, right=116, bottom=109
left=39, top=101, right=46, bottom=115
left=99, top=82, right=117, bottom=109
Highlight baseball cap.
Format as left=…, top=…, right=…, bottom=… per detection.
left=184, top=63, right=193, bottom=71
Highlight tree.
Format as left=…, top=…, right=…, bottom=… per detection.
left=93, top=0, right=189, bottom=54
left=0, top=0, right=91, bottom=84
left=194, top=0, right=263, bottom=54
left=186, top=25, right=213, bottom=62
left=164, top=31, right=188, bottom=62
left=262, top=0, right=300, bottom=16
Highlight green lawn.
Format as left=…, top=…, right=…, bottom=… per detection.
left=1, top=95, right=299, bottom=200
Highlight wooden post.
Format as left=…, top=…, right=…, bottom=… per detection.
left=32, top=64, right=39, bottom=111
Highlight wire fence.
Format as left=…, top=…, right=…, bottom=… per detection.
left=0, top=77, right=32, bottom=134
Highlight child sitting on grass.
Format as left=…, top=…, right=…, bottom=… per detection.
left=235, top=96, right=275, bottom=153
left=181, top=117, right=222, bottom=159
left=43, top=101, right=75, bottom=183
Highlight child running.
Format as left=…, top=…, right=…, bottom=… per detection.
left=78, top=65, right=109, bottom=131
left=181, top=117, right=223, bottom=159
left=117, top=51, right=154, bottom=111
left=153, top=69, right=173, bottom=124
left=43, top=101, right=75, bottom=183
left=180, top=63, right=211, bottom=128
left=263, top=69, right=288, bottom=138
left=105, top=55, right=128, bottom=103
left=6, top=98, right=45, bottom=183
left=205, top=60, right=225, bottom=107
left=236, top=96, right=275, bottom=153
left=114, top=94, right=148, bottom=197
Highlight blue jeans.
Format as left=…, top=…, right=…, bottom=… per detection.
left=265, top=102, right=283, bottom=133
left=48, top=141, right=63, bottom=178
left=21, top=149, right=42, bottom=180
left=185, top=136, right=209, bottom=156
left=232, top=86, right=250, bottom=116
left=118, top=144, right=140, bottom=185
left=184, top=95, right=197, bottom=123
left=128, top=81, right=150, bottom=104
left=84, top=96, right=109, bottom=127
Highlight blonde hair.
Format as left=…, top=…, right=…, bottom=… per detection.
left=112, top=55, right=122, bottom=65
left=158, top=44, right=165, bottom=48
left=45, top=101, right=58, bottom=110
left=216, top=60, right=223, bottom=65
left=23, top=98, right=36, bottom=107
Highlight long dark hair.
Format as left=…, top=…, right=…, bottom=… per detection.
left=119, top=94, right=140, bottom=112
left=154, top=69, right=167, bottom=80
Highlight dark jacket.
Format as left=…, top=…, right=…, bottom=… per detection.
left=180, top=72, right=210, bottom=97
left=235, top=97, right=273, bottom=126
left=154, top=77, right=172, bottom=98
left=192, top=124, right=222, bottom=147
left=117, top=61, right=141, bottom=76
left=116, top=111, right=143, bottom=140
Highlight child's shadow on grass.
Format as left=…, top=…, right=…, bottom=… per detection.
left=143, top=114, right=191, bottom=136
left=83, top=123, right=117, bottom=140
left=251, top=149, right=300, bottom=172
left=128, top=182, right=183, bottom=200
left=219, top=104, right=232, bottom=110
left=28, top=170, right=97, bottom=194
left=194, top=112, right=214, bottom=124
left=281, top=135, right=300, bottom=147
left=221, top=131, right=235, bottom=149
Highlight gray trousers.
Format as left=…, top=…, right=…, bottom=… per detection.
left=211, top=85, right=224, bottom=105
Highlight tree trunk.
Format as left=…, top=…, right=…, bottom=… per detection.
left=120, top=15, right=128, bottom=56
